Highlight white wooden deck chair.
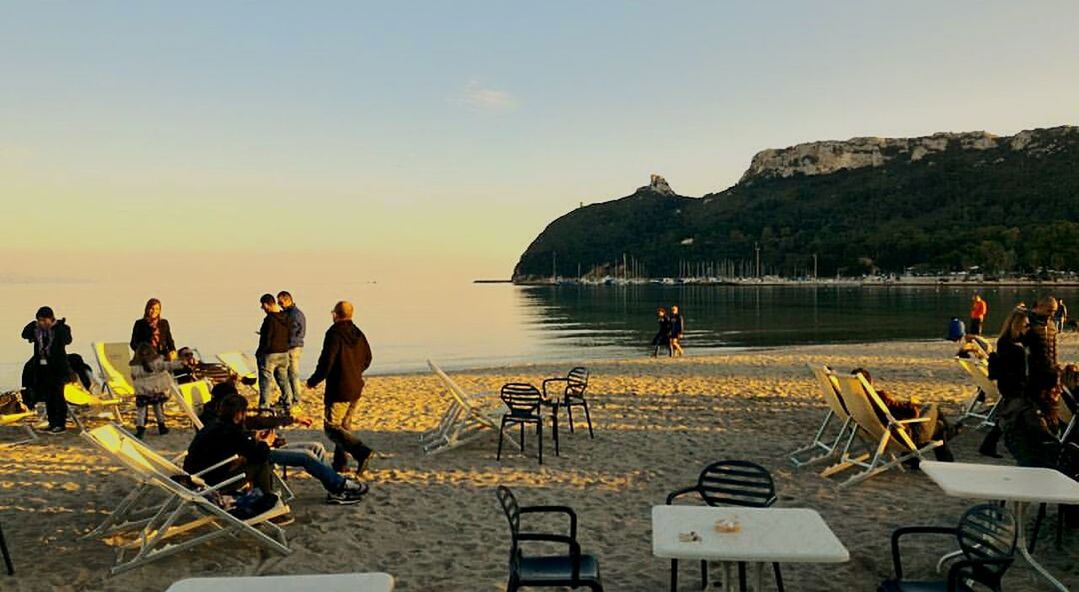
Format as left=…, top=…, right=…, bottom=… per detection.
left=165, top=572, right=396, bottom=591
left=831, top=374, right=943, bottom=487
left=0, top=389, right=37, bottom=446
left=216, top=351, right=259, bottom=392
left=82, top=424, right=291, bottom=575
left=955, top=358, right=1000, bottom=429
left=421, top=360, right=520, bottom=455
left=789, top=364, right=855, bottom=467
left=65, top=382, right=123, bottom=430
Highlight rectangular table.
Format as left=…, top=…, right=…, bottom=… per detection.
left=166, top=572, right=394, bottom=592
left=921, top=460, right=1079, bottom=592
left=652, top=506, right=849, bottom=591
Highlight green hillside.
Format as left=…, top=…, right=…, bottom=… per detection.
left=512, top=127, right=1079, bottom=281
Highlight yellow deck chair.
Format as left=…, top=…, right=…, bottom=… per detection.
left=94, top=342, right=136, bottom=398
left=65, top=382, right=123, bottom=430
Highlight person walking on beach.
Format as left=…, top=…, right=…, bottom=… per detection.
left=130, top=343, right=183, bottom=438
left=277, top=291, right=306, bottom=408
left=306, top=300, right=375, bottom=475
left=256, top=293, right=294, bottom=409
left=669, top=305, right=685, bottom=357
left=651, top=307, right=672, bottom=357
left=968, top=294, right=987, bottom=336
left=1055, top=299, right=1067, bottom=332
left=130, top=298, right=177, bottom=360
left=20, top=306, right=72, bottom=434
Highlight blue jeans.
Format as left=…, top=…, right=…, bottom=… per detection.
left=268, top=442, right=345, bottom=493
left=257, top=353, right=293, bottom=408
left=287, top=347, right=303, bottom=405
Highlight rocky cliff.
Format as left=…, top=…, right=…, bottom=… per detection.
left=739, top=126, right=1078, bottom=183
left=512, top=126, right=1079, bottom=282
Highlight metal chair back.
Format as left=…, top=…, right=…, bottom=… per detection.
left=956, top=503, right=1017, bottom=586
left=566, top=367, right=589, bottom=397
left=697, top=460, right=777, bottom=508
left=501, top=383, right=542, bottom=417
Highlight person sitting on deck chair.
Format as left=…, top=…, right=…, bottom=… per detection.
left=174, top=347, right=255, bottom=387
left=850, top=368, right=955, bottom=462
left=199, top=383, right=368, bottom=505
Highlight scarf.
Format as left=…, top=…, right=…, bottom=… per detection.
left=35, top=325, right=54, bottom=360
left=147, top=316, right=161, bottom=352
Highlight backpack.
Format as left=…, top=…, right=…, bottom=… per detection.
left=947, top=318, right=966, bottom=342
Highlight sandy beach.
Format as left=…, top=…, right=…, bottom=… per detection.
left=1, top=338, right=1077, bottom=591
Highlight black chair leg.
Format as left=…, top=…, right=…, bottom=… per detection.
left=699, top=559, right=707, bottom=589
left=583, top=400, right=594, bottom=438
left=497, top=417, right=507, bottom=460
left=537, top=420, right=543, bottom=465
left=737, top=562, right=747, bottom=591
left=772, top=562, right=784, bottom=592
left=550, top=404, right=560, bottom=456
left=520, top=422, right=526, bottom=453
left=567, top=404, right=575, bottom=434
left=670, top=559, right=678, bottom=591
left=0, top=523, right=13, bottom=576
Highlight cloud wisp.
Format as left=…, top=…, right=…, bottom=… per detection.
left=456, top=80, right=517, bottom=112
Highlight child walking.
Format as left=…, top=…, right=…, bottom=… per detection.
left=130, top=343, right=184, bottom=438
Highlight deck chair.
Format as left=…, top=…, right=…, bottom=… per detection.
left=0, top=389, right=37, bottom=446
left=789, top=364, right=855, bottom=467
left=82, top=424, right=291, bottom=574
left=830, top=374, right=943, bottom=487
left=94, top=342, right=137, bottom=398
left=65, top=382, right=123, bottom=430
left=216, top=351, right=260, bottom=393
left=955, top=358, right=1000, bottom=429
left=421, top=360, right=520, bottom=455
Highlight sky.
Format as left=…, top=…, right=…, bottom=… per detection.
left=2, top=1, right=1078, bottom=282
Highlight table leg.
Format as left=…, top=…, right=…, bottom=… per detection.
left=1014, top=501, right=1071, bottom=592
left=722, top=562, right=731, bottom=591
left=670, top=558, right=677, bottom=591
left=755, top=562, right=763, bottom=591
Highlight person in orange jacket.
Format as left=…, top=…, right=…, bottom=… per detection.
left=969, top=294, right=988, bottom=336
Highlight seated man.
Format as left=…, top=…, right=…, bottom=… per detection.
left=184, top=392, right=278, bottom=498
left=201, top=382, right=368, bottom=505
left=175, top=347, right=256, bottom=387
left=851, top=368, right=955, bottom=462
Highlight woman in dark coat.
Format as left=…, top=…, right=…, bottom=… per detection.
left=651, top=307, right=672, bottom=357
left=130, top=298, right=176, bottom=359
left=994, top=305, right=1061, bottom=467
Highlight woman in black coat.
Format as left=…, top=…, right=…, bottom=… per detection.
left=130, top=298, right=176, bottom=359
left=651, top=307, right=672, bottom=357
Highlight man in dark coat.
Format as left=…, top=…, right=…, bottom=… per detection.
left=21, top=306, right=72, bottom=433
left=256, top=293, right=294, bottom=409
left=307, top=300, right=374, bottom=474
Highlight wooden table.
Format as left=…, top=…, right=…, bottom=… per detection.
left=921, top=460, right=1079, bottom=592
left=166, top=572, right=394, bottom=592
left=652, top=505, right=849, bottom=590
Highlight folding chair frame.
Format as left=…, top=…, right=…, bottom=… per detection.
left=789, top=365, right=855, bottom=468
left=421, top=360, right=521, bottom=455
left=955, top=358, right=1000, bottom=430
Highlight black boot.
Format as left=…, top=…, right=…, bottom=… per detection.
left=979, top=426, right=1003, bottom=459
left=158, top=423, right=170, bottom=436
left=351, top=444, right=373, bottom=476
left=135, top=426, right=147, bottom=440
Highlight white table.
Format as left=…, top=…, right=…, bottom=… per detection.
left=921, top=460, right=1079, bottom=592
left=166, top=572, right=394, bottom=592
left=652, top=506, right=849, bottom=591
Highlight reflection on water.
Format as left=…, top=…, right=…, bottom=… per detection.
left=0, top=280, right=1073, bottom=386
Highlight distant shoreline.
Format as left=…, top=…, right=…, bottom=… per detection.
left=510, top=278, right=1079, bottom=288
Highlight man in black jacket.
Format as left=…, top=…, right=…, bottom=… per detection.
left=256, top=293, right=294, bottom=409
left=21, top=306, right=72, bottom=434
left=307, top=300, right=375, bottom=474
left=1024, top=296, right=1061, bottom=430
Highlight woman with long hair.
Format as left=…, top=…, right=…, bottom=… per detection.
left=130, top=342, right=184, bottom=438
left=130, top=298, right=176, bottom=360
left=994, top=305, right=1061, bottom=467
left=650, top=307, right=672, bottom=358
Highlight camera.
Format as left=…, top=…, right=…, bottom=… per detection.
left=243, top=408, right=294, bottom=431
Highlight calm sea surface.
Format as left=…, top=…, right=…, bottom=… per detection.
left=1, top=280, right=1074, bottom=388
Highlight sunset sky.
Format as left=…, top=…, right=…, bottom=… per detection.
left=3, top=1, right=1078, bottom=282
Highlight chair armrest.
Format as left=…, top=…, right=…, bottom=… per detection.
left=191, top=454, right=242, bottom=479
left=947, top=557, right=1013, bottom=591
left=518, top=532, right=581, bottom=557
left=890, top=526, right=956, bottom=580
left=541, top=378, right=570, bottom=399
left=170, top=451, right=189, bottom=464
left=666, top=486, right=698, bottom=505
left=199, top=473, right=246, bottom=495
left=521, top=505, right=578, bottom=539
left=895, top=417, right=932, bottom=425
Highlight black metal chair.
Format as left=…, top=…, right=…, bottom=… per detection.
left=497, top=383, right=545, bottom=464
left=666, top=460, right=783, bottom=591
left=1029, top=441, right=1079, bottom=552
left=1, top=521, right=13, bottom=575
left=542, top=367, right=594, bottom=449
left=496, top=485, right=603, bottom=592
left=880, top=503, right=1017, bottom=592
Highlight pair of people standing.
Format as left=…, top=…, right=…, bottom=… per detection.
left=650, top=305, right=685, bottom=357
left=255, top=291, right=306, bottom=410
